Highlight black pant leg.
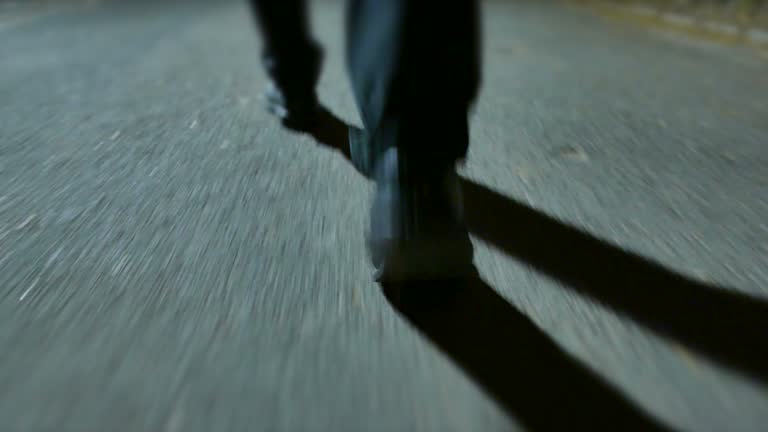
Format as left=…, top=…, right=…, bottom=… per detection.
left=248, top=0, right=322, bottom=98
left=345, top=0, right=481, bottom=169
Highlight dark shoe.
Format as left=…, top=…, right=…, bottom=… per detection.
left=368, top=148, right=476, bottom=282
left=264, top=79, right=320, bottom=132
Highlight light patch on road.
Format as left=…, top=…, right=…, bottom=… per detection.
left=0, top=3, right=61, bottom=33
left=352, top=285, right=362, bottom=308
left=112, top=255, right=130, bottom=276
left=672, top=344, right=702, bottom=374
left=0, top=17, right=31, bottom=32
left=15, top=214, right=36, bottom=231
left=557, top=146, right=590, bottom=162
left=518, top=170, right=533, bottom=186
left=19, top=277, right=39, bottom=302
left=587, top=1, right=768, bottom=59
left=164, top=408, right=184, bottom=432
left=45, top=247, right=64, bottom=270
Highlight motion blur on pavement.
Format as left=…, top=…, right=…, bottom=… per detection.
left=1, top=0, right=767, bottom=430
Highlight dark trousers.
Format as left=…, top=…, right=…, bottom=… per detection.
left=249, top=0, right=481, bottom=172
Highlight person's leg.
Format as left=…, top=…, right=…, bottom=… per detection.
left=345, top=0, right=482, bottom=281
left=248, top=0, right=323, bottom=130
left=345, top=0, right=480, bottom=176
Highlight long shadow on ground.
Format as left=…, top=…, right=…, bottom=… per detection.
left=381, top=278, right=675, bottom=430
left=461, top=180, right=768, bottom=386
left=304, top=107, right=768, bottom=429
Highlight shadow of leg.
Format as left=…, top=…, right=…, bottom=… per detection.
left=461, top=180, right=768, bottom=385
left=309, top=108, right=767, bottom=401
left=307, top=107, right=353, bottom=160
left=382, top=277, right=675, bottom=431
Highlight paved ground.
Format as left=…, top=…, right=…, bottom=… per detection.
left=1, top=0, right=768, bottom=430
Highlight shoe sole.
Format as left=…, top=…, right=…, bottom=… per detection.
left=368, top=233, right=476, bottom=283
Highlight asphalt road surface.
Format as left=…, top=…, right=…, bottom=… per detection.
left=2, top=0, right=768, bottom=431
